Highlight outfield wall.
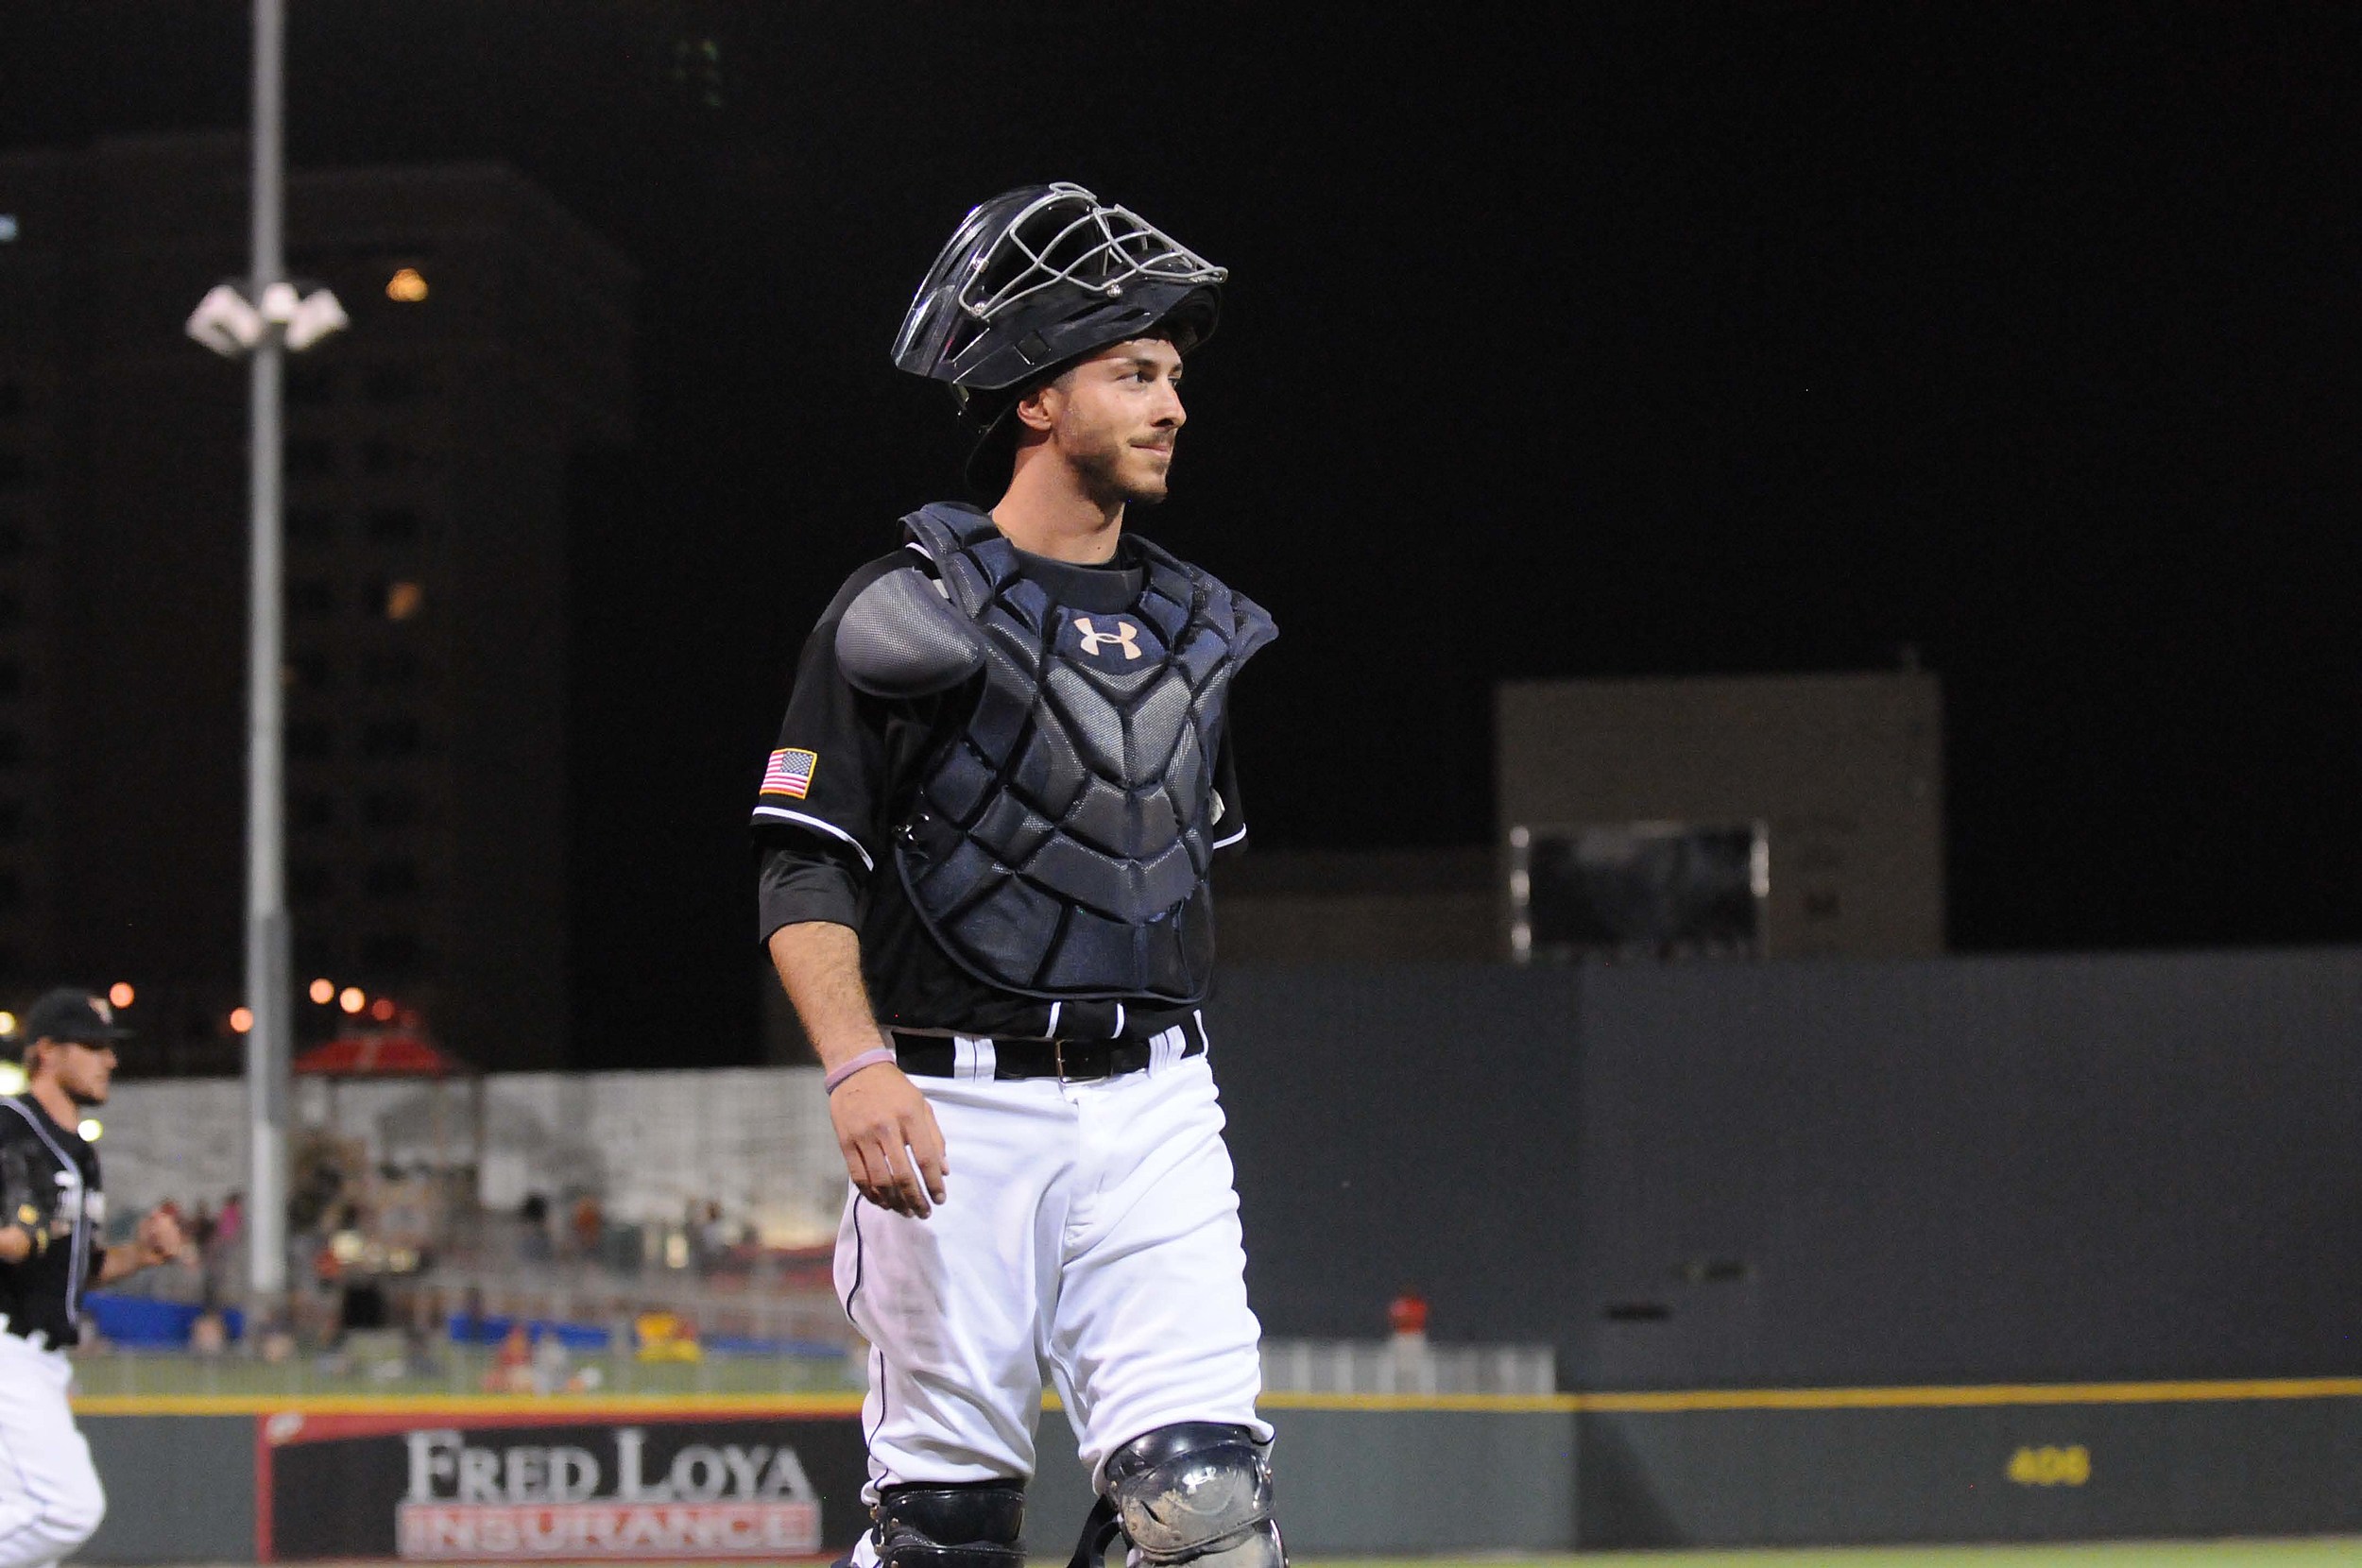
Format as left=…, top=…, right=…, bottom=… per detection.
left=75, top=1381, right=2362, bottom=1558
left=1211, top=947, right=2362, bottom=1387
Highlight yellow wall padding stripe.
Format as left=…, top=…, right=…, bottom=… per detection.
left=75, top=1392, right=867, bottom=1418
left=74, top=1377, right=2362, bottom=1420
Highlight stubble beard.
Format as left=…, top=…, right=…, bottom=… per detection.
left=1071, top=433, right=1170, bottom=511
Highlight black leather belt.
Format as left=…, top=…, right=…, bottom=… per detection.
left=0, top=1316, right=57, bottom=1351
left=891, top=1030, right=1204, bottom=1082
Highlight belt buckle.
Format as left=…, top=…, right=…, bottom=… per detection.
left=1053, top=1039, right=1105, bottom=1085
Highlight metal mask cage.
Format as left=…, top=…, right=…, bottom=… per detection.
left=955, top=183, right=1226, bottom=325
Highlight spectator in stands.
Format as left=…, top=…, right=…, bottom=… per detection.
left=519, top=1192, right=552, bottom=1262
left=699, top=1201, right=732, bottom=1272
left=485, top=1321, right=535, bottom=1393
left=193, top=1199, right=229, bottom=1310
left=569, top=1193, right=603, bottom=1259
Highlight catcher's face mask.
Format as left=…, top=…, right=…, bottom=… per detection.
left=893, top=182, right=1225, bottom=398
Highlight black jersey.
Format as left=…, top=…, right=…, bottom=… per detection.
left=0, top=1095, right=105, bottom=1346
left=753, top=537, right=1249, bottom=1042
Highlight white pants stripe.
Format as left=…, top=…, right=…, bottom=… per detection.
left=834, top=1049, right=1268, bottom=1527
left=0, top=1334, right=105, bottom=1568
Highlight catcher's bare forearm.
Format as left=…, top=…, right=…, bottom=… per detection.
left=768, top=921, right=949, bottom=1218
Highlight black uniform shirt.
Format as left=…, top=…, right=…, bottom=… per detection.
left=753, top=537, right=1248, bottom=1042
left=0, top=1094, right=105, bottom=1346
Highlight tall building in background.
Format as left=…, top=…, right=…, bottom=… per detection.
left=0, top=134, right=633, bottom=1070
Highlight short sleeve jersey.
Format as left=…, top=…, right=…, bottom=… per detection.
left=752, top=537, right=1249, bottom=1042
left=0, top=1095, right=105, bottom=1345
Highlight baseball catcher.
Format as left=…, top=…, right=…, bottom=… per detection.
left=756, top=182, right=1282, bottom=1568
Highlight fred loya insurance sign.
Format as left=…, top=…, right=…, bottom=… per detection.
left=258, top=1406, right=872, bottom=1560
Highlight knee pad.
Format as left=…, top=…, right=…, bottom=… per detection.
left=874, top=1481, right=1025, bottom=1568
left=1103, top=1423, right=1282, bottom=1567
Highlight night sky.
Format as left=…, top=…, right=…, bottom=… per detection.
left=5, top=5, right=2356, bottom=1067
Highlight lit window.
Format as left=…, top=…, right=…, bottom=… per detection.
left=0, top=216, right=17, bottom=244
left=385, top=581, right=424, bottom=622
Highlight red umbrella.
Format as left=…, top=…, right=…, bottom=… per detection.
left=291, top=1033, right=469, bottom=1078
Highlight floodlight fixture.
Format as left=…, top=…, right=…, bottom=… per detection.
left=184, top=279, right=348, bottom=359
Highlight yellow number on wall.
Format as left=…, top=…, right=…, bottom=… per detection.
left=2007, top=1444, right=2092, bottom=1487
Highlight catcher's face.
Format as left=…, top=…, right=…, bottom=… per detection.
left=1023, top=337, right=1189, bottom=507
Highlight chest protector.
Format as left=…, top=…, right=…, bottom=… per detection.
left=837, top=503, right=1275, bottom=1003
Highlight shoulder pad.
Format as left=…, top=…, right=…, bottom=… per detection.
left=835, top=565, right=986, bottom=699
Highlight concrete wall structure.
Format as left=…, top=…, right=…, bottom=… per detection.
left=1210, top=846, right=1498, bottom=966
left=73, top=1389, right=2362, bottom=1557
left=1497, top=669, right=1943, bottom=958
left=1212, top=947, right=2362, bottom=1385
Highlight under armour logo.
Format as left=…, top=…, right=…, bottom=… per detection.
left=1073, top=617, right=1142, bottom=661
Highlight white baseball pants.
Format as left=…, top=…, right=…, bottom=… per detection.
left=835, top=1045, right=1270, bottom=1528
left=0, top=1331, right=105, bottom=1568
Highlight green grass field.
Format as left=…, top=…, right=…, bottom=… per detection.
left=1309, top=1547, right=2362, bottom=1567
left=70, top=1343, right=856, bottom=1399
left=186, top=1548, right=2362, bottom=1566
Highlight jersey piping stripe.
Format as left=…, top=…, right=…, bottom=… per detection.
left=1045, top=1001, right=1062, bottom=1037
left=0, top=1101, right=85, bottom=1324
left=1210, top=825, right=1247, bottom=850
left=841, top=1202, right=887, bottom=1492
left=1110, top=1002, right=1125, bottom=1040
left=1191, top=1009, right=1211, bottom=1056
left=751, top=806, right=876, bottom=871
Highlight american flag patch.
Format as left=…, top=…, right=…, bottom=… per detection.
left=762, top=748, right=817, bottom=799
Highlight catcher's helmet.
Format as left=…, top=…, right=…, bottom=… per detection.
left=893, top=182, right=1225, bottom=401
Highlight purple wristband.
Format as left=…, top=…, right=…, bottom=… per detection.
left=825, top=1047, right=898, bottom=1093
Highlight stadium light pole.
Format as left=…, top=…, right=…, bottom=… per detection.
left=183, top=0, right=346, bottom=1311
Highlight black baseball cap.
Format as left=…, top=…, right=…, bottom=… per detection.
left=18, top=988, right=134, bottom=1054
